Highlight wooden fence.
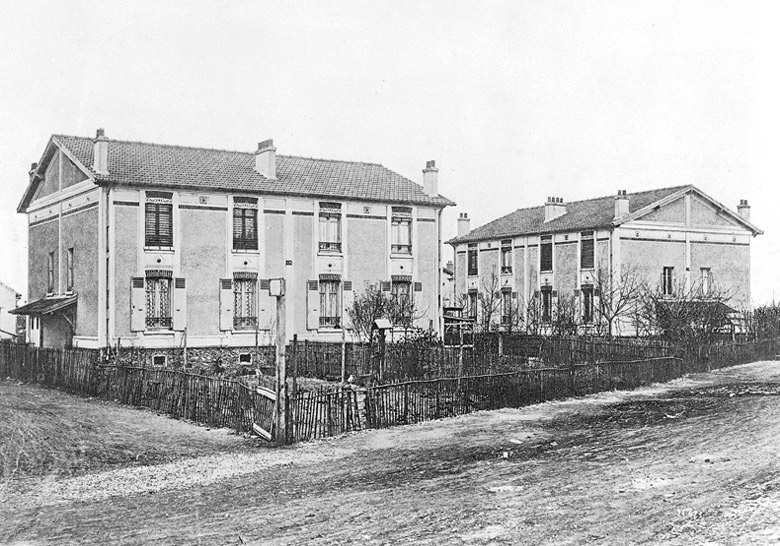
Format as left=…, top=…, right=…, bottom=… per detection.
left=289, top=387, right=362, bottom=443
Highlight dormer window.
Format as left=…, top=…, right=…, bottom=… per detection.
left=145, top=191, right=173, bottom=248
left=319, top=202, right=342, bottom=253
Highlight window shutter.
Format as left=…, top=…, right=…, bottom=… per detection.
left=594, top=288, right=601, bottom=296
left=413, top=281, right=423, bottom=292
left=259, top=279, right=270, bottom=290
left=342, top=280, right=355, bottom=329
left=307, top=280, right=319, bottom=330
left=130, top=277, right=145, bottom=332
left=381, top=281, right=391, bottom=292
left=219, top=278, right=233, bottom=331
left=573, top=289, right=580, bottom=296
left=173, top=278, right=187, bottom=331
left=552, top=290, right=558, bottom=298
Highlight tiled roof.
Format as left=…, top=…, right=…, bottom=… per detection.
left=447, top=186, right=691, bottom=244
left=53, top=135, right=454, bottom=207
left=10, top=295, right=77, bottom=315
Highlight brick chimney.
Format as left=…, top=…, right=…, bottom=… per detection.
left=544, top=196, right=566, bottom=222
left=423, top=160, right=438, bottom=197
left=457, top=212, right=470, bottom=237
left=92, top=128, right=109, bottom=175
left=254, top=139, right=277, bottom=179
left=614, top=189, right=629, bottom=219
left=737, top=199, right=750, bottom=222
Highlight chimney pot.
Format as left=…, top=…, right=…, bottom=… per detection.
left=544, top=196, right=567, bottom=222
left=457, top=212, right=471, bottom=237
left=423, top=159, right=439, bottom=197
left=737, top=199, right=751, bottom=222
left=92, top=128, right=109, bottom=175
left=254, top=138, right=277, bottom=179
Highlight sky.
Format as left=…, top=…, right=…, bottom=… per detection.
left=1, top=1, right=778, bottom=304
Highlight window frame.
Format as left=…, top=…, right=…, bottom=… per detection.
left=145, top=276, right=173, bottom=330
left=318, top=203, right=342, bottom=253
left=467, top=291, right=478, bottom=319
left=540, top=236, right=553, bottom=273
left=319, top=278, right=342, bottom=328
left=541, top=287, right=553, bottom=323
left=662, top=267, right=674, bottom=296
left=500, top=240, right=512, bottom=275
left=233, top=277, right=258, bottom=330
left=580, top=231, right=594, bottom=270
left=144, top=192, right=174, bottom=248
left=500, top=289, right=513, bottom=325
left=47, top=251, right=55, bottom=294
left=700, top=267, right=712, bottom=295
left=232, top=198, right=258, bottom=251
left=467, top=244, right=478, bottom=276
left=65, top=247, right=75, bottom=292
left=391, top=207, right=413, bottom=254
left=581, top=285, right=594, bottom=324
left=391, top=279, right=413, bottom=322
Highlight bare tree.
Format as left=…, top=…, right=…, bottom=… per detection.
left=525, top=291, right=545, bottom=336
left=551, top=293, right=578, bottom=335
left=477, top=271, right=502, bottom=333
left=346, top=282, right=389, bottom=341
left=593, top=259, right=644, bottom=337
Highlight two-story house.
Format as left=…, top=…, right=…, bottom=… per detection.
left=14, top=130, right=454, bottom=352
left=447, top=186, right=762, bottom=335
left=0, top=281, right=21, bottom=340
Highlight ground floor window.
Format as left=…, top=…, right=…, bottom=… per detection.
left=146, top=277, right=172, bottom=329
left=319, top=279, right=341, bottom=328
left=582, top=286, right=594, bottom=323
left=233, top=278, right=257, bottom=329
left=541, top=288, right=552, bottom=323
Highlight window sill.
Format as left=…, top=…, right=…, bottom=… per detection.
left=144, top=329, right=174, bottom=335
left=144, top=247, right=174, bottom=253
left=318, top=251, right=343, bottom=257
left=232, top=249, right=260, bottom=254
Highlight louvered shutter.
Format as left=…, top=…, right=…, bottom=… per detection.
left=257, top=279, right=271, bottom=330
left=219, top=278, right=233, bottom=331
left=130, top=277, right=146, bottom=331
left=307, top=280, right=319, bottom=330
left=414, top=281, right=423, bottom=292
left=380, top=281, right=391, bottom=292
left=173, top=278, right=187, bottom=331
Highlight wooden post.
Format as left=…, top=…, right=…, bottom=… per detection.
left=273, top=279, right=288, bottom=445
left=182, top=327, right=188, bottom=369
left=341, top=327, right=347, bottom=384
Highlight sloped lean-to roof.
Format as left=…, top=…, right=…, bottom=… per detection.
left=447, top=185, right=762, bottom=245
left=39, top=134, right=454, bottom=208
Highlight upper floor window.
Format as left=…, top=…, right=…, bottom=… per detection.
left=540, top=235, right=553, bottom=272
left=319, top=202, right=342, bottom=253
left=662, top=267, right=674, bottom=296
left=391, top=206, right=412, bottom=254
left=580, top=231, right=594, bottom=269
left=47, top=251, right=55, bottom=293
left=233, top=275, right=257, bottom=329
left=467, top=244, right=478, bottom=276
left=233, top=197, right=258, bottom=251
left=66, top=247, right=74, bottom=292
left=146, top=274, right=172, bottom=329
left=145, top=191, right=173, bottom=247
left=700, top=268, right=712, bottom=295
left=501, top=240, right=512, bottom=274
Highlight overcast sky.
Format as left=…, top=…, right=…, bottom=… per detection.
left=1, top=1, right=778, bottom=304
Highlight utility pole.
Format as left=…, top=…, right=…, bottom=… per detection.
left=271, top=278, right=287, bottom=445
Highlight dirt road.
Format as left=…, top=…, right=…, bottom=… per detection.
left=3, top=361, right=780, bottom=545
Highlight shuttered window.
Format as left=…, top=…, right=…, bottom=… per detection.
left=540, top=236, right=553, bottom=272
left=319, top=279, right=341, bottom=328
left=146, top=277, right=172, bottom=329
left=145, top=201, right=173, bottom=247
left=233, top=206, right=258, bottom=250
left=580, top=231, right=594, bottom=269
left=581, top=285, right=594, bottom=323
left=233, top=278, right=257, bottom=329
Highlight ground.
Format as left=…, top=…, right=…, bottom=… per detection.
left=2, top=361, right=780, bottom=545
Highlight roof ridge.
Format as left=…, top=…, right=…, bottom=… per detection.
left=54, top=134, right=386, bottom=167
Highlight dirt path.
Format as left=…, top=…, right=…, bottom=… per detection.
left=3, top=361, right=780, bottom=545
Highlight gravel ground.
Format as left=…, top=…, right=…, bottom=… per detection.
left=3, top=361, right=780, bottom=545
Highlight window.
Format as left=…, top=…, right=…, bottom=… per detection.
left=65, top=247, right=74, bottom=292
left=153, top=355, right=167, bottom=367
left=391, top=279, right=412, bottom=322
left=319, top=202, right=342, bottom=253
left=501, top=289, right=513, bottom=324
left=145, top=192, right=173, bottom=247
left=662, top=267, right=674, bottom=296
left=233, top=277, right=257, bottom=329
left=319, top=278, right=341, bottom=328
left=467, top=291, right=478, bottom=319
left=391, top=207, right=413, bottom=254
left=501, top=240, right=512, bottom=274
left=580, top=232, right=594, bottom=269
left=540, top=236, right=553, bottom=272
left=233, top=198, right=258, bottom=250
left=581, top=286, right=594, bottom=323
left=467, top=244, right=478, bottom=276
left=47, top=251, right=55, bottom=293
left=146, top=276, right=172, bottom=329
left=700, top=268, right=712, bottom=295
left=541, top=287, right=552, bottom=322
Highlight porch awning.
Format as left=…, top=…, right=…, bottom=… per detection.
left=9, top=294, right=77, bottom=315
